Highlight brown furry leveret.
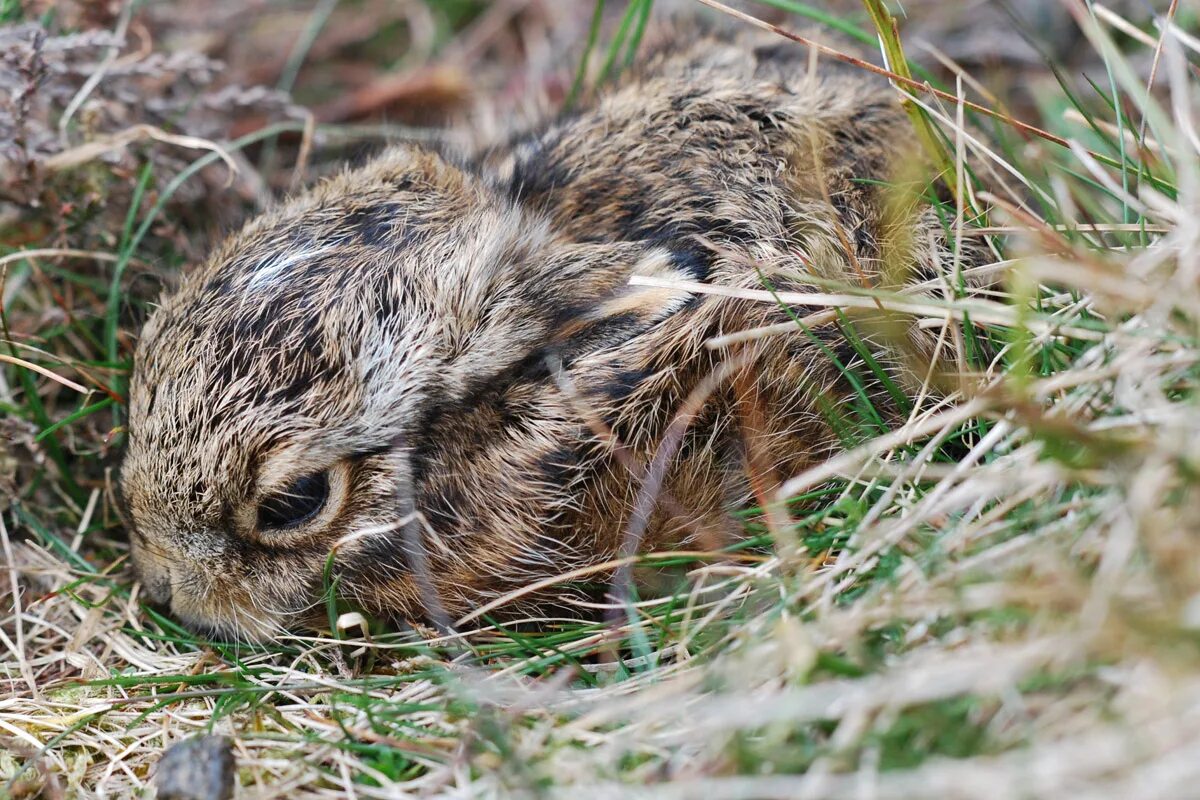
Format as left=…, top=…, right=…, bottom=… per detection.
left=120, top=28, right=964, bottom=641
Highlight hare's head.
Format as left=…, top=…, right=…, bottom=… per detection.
left=121, top=145, right=698, bottom=640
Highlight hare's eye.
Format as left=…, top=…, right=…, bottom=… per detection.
left=258, top=472, right=329, bottom=530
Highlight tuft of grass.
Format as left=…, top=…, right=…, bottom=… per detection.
left=567, top=0, right=657, bottom=109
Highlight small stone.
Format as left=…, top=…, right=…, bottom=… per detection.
left=155, top=735, right=235, bottom=800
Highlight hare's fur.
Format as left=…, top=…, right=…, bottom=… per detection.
left=122, top=29, right=962, bottom=640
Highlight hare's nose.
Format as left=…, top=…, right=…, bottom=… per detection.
left=142, top=575, right=173, bottom=607
left=134, top=563, right=172, bottom=606
left=130, top=543, right=174, bottom=606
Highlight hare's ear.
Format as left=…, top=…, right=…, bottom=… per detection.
left=548, top=243, right=707, bottom=362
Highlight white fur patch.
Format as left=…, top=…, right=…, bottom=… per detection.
left=245, top=246, right=332, bottom=291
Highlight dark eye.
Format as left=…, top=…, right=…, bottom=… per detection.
left=258, top=472, right=329, bottom=530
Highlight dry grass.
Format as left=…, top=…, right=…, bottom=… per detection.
left=4, top=0, right=1200, bottom=798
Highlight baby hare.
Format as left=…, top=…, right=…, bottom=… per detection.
left=121, top=25, right=965, bottom=640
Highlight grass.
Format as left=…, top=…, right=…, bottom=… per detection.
left=4, top=0, right=1200, bottom=797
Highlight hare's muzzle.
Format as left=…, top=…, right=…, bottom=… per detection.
left=129, top=535, right=173, bottom=607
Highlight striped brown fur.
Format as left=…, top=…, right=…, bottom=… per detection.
left=121, top=25, right=969, bottom=640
